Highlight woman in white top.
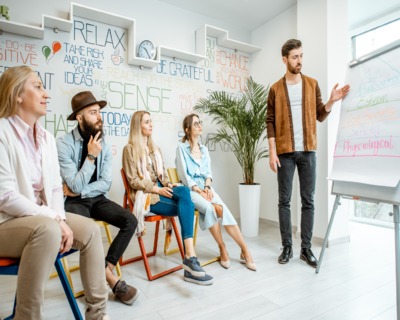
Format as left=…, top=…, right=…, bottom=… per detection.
left=176, top=113, right=256, bottom=271
left=0, top=66, right=109, bottom=320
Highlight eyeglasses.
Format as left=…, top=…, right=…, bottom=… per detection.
left=193, top=120, right=203, bottom=128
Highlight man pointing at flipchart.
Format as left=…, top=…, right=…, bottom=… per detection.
left=266, top=39, right=350, bottom=268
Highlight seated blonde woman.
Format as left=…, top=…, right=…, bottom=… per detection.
left=176, top=114, right=256, bottom=271
left=0, top=65, right=109, bottom=320
left=122, top=110, right=213, bottom=285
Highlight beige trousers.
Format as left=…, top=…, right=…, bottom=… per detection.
left=0, top=213, right=108, bottom=320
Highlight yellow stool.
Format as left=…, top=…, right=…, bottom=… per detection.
left=165, top=168, right=220, bottom=266
left=51, top=220, right=122, bottom=298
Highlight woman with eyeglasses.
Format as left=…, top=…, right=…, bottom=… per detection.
left=122, top=110, right=214, bottom=285
left=176, top=113, right=256, bottom=271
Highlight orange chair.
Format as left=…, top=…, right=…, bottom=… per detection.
left=119, top=168, right=185, bottom=281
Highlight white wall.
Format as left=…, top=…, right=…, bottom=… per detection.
left=2, top=0, right=398, bottom=231
left=1, top=0, right=252, bottom=48
left=251, top=0, right=399, bottom=245
left=0, top=0, right=252, bottom=214
left=251, top=6, right=297, bottom=223
left=297, top=0, right=350, bottom=243
left=349, top=0, right=400, bottom=30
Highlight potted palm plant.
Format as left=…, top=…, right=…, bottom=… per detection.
left=194, top=77, right=269, bottom=237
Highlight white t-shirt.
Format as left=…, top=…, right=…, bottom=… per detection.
left=287, top=81, right=304, bottom=151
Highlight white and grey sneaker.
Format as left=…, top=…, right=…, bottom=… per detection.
left=184, top=270, right=214, bottom=286
left=182, top=256, right=205, bottom=277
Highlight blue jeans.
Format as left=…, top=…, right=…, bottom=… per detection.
left=65, top=195, right=137, bottom=266
left=150, top=184, right=194, bottom=240
left=277, top=151, right=316, bottom=249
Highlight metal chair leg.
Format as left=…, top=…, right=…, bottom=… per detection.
left=54, top=258, right=83, bottom=320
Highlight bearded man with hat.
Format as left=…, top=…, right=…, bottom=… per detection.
left=57, top=91, right=139, bottom=305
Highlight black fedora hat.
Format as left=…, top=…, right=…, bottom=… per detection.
left=68, top=91, right=107, bottom=121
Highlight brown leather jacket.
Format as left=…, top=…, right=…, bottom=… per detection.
left=266, top=74, right=330, bottom=155
left=122, top=144, right=170, bottom=205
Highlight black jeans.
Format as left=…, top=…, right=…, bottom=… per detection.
left=277, top=151, right=316, bottom=249
left=65, top=195, right=137, bottom=266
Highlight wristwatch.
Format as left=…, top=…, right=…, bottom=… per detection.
left=55, top=216, right=65, bottom=223
left=87, top=153, right=96, bottom=161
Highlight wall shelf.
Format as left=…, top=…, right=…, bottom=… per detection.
left=196, top=25, right=261, bottom=55
left=0, top=2, right=260, bottom=69
left=160, top=46, right=205, bottom=63
left=0, top=19, right=44, bottom=38
left=42, top=15, right=72, bottom=33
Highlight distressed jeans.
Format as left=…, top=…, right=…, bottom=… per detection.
left=277, top=151, right=316, bottom=249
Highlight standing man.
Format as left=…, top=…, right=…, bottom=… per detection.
left=57, top=91, right=139, bottom=304
left=266, top=39, right=350, bottom=268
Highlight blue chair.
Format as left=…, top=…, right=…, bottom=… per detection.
left=0, top=250, right=83, bottom=320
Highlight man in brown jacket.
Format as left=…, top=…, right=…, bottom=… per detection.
left=266, top=39, right=350, bottom=268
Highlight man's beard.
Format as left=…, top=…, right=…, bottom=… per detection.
left=288, top=63, right=302, bottom=74
left=81, top=117, right=103, bottom=140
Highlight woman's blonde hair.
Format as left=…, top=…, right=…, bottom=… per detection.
left=127, top=110, right=158, bottom=163
left=0, top=65, right=35, bottom=118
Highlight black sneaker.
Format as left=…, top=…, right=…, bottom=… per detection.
left=182, top=256, right=206, bottom=277
left=184, top=270, right=213, bottom=286
left=112, top=280, right=140, bottom=305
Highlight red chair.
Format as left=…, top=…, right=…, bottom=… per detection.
left=119, top=168, right=185, bottom=281
left=0, top=250, right=83, bottom=320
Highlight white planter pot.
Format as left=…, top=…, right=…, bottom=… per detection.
left=239, top=184, right=261, bottom=237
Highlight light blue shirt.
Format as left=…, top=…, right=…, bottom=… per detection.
left=176, top=140, right=237, bottom=230
left=175, top=141, right=212, bottom=190
left=56, top=126, right=112, bottom=198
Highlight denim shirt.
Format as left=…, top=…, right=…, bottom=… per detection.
left=56, top=126, right=112, bottom=198
left=175, top=141, right=212, bottom=190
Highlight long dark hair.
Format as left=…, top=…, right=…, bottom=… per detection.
left=181, top=113, right=199, bottom=143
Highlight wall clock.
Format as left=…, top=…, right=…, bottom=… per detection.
left=137, top=40, right=156, bottom=60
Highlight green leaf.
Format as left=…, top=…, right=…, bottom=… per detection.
left=194, top=77, right=270, bottom=184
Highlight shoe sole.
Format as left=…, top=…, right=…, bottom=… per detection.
left=118, top=290, right=140, bottom=305
left=278, top=253, right=293, bottom=264
left=182, top=264, right=206, bottom=277
left=300, top=254, right=318, bottom=268
left=184, top=276, right=213, bottom=286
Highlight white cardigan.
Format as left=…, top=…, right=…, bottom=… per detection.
left=0, top=118, right=65, bottom=224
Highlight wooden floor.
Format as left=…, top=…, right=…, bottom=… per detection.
left=0, top=220, right=397, bottom=320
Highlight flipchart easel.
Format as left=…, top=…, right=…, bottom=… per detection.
left=316, top=181, right=400, bottom=318
left=316, top=40, right=400, bottom=318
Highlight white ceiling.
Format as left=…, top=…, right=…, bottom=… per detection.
left=157, top=0, right=297, bottom=31
left=157, top=0, right=400, bottom=32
